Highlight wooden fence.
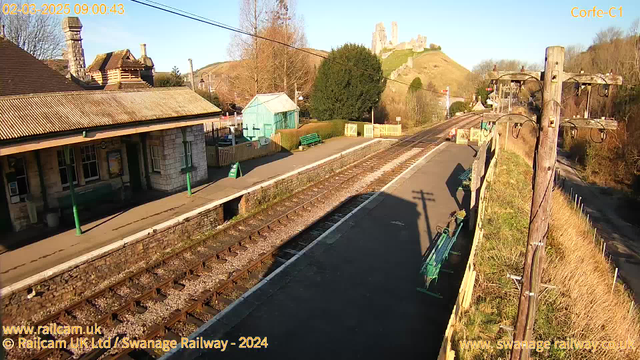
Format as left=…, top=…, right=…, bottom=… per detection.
left=344, top=123, right=358, bottom=137
left=363, top=124, right=402, bottom=138
left=207, top=133, right=282, bottom=167
left=438, top=128, right=499, bottom=360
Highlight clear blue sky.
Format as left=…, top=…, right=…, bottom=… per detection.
left=42, top=0, right=639, bottom=72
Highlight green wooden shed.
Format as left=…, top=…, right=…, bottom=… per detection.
left=242, top=93, right=299, bottom=140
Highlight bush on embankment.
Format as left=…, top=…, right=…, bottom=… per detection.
left=277, top=120, right=366, bottom=151
left=455, top=150, right=640, bottom=360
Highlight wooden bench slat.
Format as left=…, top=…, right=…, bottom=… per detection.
left=300, top=132, right=322, bottom=146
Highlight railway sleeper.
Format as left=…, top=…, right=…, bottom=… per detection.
left=186, top=314, right=205, bottom=328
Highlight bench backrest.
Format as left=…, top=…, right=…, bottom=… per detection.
left=300, top=133, right=321, bottom=144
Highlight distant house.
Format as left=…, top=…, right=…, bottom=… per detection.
left=242, top=93, right=299, bottom=140
left=86, top=48, right=153, bottom=90
left=0, top=18, right=221, bottom=234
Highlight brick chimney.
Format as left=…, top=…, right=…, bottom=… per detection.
left=62, top=17, right=87, bottom=81
left=138, top=43, right=155, bottom=86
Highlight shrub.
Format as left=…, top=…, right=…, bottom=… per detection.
left=409, top=77, right=422, bottom=93
left=277, top=120, right=357, bottom=151
left=449, top=101, right=469, bottom=115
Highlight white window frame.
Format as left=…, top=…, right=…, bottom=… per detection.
left=180, top=141, right=192, bottom=169
left=57, top=149, right=78, bottom=188
left=150, top=145, right=162, bottom=172
left=80, top=145, right=100, bottom=182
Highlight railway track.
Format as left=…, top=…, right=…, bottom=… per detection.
left=6, top=114, right=480, bottom=360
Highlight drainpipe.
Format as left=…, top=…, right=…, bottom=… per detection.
left=181, top=128, right=192, bottom=196
left=64, top=146, right=82, bottom=235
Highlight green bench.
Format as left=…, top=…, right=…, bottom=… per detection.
left=57, top=182, right=116, bottom=210
left=417, top=219, right=464, bottom=297
left=300, top=133, right=322, bottom=147
left=458, top=167, right=472, bottom=190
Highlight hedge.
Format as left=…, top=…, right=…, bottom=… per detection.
left=277, top=120, right=366, bottom=151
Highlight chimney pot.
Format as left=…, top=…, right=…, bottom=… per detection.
left=140, top=43, right=147, bottom=57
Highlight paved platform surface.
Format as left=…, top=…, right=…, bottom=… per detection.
left=172, top=142, right=477, bottom=360
left=0, top=137, right=372, bottom=288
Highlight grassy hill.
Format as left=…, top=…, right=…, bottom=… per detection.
left=382, top=50, right=471, bottom=98
left=194, top=48, right=328, bottom=78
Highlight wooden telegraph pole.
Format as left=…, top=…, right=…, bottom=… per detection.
left=511, top=46, right=563, bottom=360
left=486, top=47, right=623, bottom=360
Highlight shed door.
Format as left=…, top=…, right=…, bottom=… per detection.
left=264, top=124, right=273, bottom=139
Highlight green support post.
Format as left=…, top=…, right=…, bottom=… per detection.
left=64, top=146, right=82, bottom=236
left=181, top=128, right=192, bottom=197
left=186, top=171, right=192, bottom=196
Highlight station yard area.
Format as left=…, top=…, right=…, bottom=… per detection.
left=0, top=136, right=372, bottom=289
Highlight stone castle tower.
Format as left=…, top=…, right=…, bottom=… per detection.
left=62, top=17, right=86, bottom=81
left=371, top=21, right=427, bottom=55
left=390, top=21, right=398, bottom=47
left=371, top=22, right=387, bottom=56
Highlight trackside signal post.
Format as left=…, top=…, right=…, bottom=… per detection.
left=488, top=46, right=622, bottom=360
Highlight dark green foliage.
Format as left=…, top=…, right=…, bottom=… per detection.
left=409, top=77, right=423, bottom=93
left=476, top=86, right=490, bottom=105
left=277, top=120, right=364, bottom=151
left=195, top=90, right=222, bottom=108
left=311, top=44, right=386, bottom=121
left=155, top=66, right=184, bottom=87
left=449, top=101, right=469, bottom=114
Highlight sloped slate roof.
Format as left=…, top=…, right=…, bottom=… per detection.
left=0, top=37, right=82, bottom=96
left=0, top=87, right=221, bottom=141
left=243, top=93, right=298, bottom=114
left=86, top=49, right=144, bottom=72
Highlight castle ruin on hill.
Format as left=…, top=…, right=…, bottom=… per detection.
left=371, top=22, right=426, bottom=56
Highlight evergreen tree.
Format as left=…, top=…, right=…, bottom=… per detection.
left=409, top=77, right=423, bottom=93
left=311, top=44, right=386, bottom=120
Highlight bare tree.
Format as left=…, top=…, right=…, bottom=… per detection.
left=228, top=0, right=269, bottom=97
left=0, top=1, right=64, bottom=59
left=593, top=26, right=624, bottom=45
left=228, top=0, right=312, bottom=102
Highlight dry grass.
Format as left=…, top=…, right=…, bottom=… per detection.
left=456, top=149, right=640, bottom=359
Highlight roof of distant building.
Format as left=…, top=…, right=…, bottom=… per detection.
left=244, top=93, right=298, bottom=114
left=86, top=49, right=145, bottom=72
left=0, top=87, right=221, bottom=141
left=0, top=37, right=82, bottom=96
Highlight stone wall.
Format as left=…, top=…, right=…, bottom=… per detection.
left=239, top=139, right=392, bottom=213
left=2, top=204, right=224, bottom=323
left=148, top=125, right=207, bottom=192
left=389, top=56, right=414, bottom=80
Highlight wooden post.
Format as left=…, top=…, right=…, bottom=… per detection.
left=612, top=268, right=618, bottom=294
left=469, top=159, right=480, bottom=230
left=188, top=58, right=195, bottom=91
left=510, top=46, right=564, bottom=360
left=505, top=122, right=509, bottom=150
